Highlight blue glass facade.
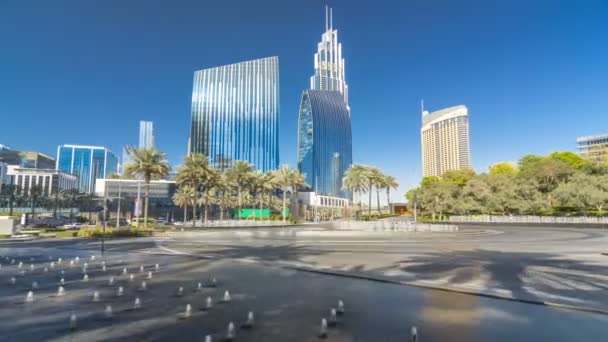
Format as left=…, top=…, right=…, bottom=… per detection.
left=189, top=57, right=279, bottom=172
left=298, top=90, right=352, bottom=199
left=56, top=145, right=118, bottom=193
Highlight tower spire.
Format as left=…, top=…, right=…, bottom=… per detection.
left=421, top=99, right=425, bottom=116
left=330, top=7, right=333, bottom=31
left=325, top=5, right=328, bottom=31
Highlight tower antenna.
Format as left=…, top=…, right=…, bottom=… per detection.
left=325, top=5, right=328, bottom=31
left=330, top=7, right=333, bottom=30
left=421, top=99, right=425, bottom=115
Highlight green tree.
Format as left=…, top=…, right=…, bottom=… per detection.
left=442, top=169, right=476, bottom=186
left=553, top=174, right=608, bottom=214
left=172, top=185, right=196, bottom=224
left=175, top=153, right=214, bottom=227
left=0, top=184, right=18, bottom=216
left=549, top=151, right=589, bottom=170
left=125, top=147, right=170, bottom=229
left=273, top=165, right=304, bottom=223
left=489, top=162, right=518, bottom=175
left=225, top=160, right=254, bottom=218
left=383, top=175, right=399, bottom=206
left=343, top=164, right=368, bottom=217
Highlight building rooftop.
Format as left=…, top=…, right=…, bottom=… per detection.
left=422, top=105, right=468, bottom=128
left=576, top=133, right=608, bottom=143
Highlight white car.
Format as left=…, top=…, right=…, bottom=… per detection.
left=62, top=223, right=83, bottom=230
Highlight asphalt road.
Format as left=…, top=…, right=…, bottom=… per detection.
left=0, top=223, right=607, bottom=341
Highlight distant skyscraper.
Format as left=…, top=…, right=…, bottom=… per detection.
left=189, top=57, right=279, bottom=172
left=139, top=120, right=155, bottom=148
left=310, top=7, right=349, bottom=111
left=298, top=90, right=352, bottom=199
left=421, top=105, right=471, bottom=177
left=56, top=145, right=119, bottom=193
left=577, top=133, right=608, bottom=162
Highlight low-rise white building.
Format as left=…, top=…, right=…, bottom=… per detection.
left=7, top=168, right=78, bottom=195
left=95, top=178, right=176, bottom=199
left=297, top=191, right=350, bottom=221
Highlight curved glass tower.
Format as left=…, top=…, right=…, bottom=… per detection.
left=189, top=57, right=279, bottom=172
left=298, top=90, right=352, bottom=199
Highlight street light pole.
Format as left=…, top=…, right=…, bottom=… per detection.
left=116, top=181, right=121, bottom=228
left=136, top=160, right=142, bottom=229
left=102, top=181, right=107, bottom=255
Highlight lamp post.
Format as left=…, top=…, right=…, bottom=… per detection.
left=136, top=160, right=142, bottom=229
left=116, top=181, right=122, bottom=228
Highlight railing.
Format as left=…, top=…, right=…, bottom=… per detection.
left=449, top=215, right=608, bottom=224
left=332, top=220, right=458, bottom=232
left=0, top=207, right=79, bottom=215
left=178, top=220, right=288, bottom=228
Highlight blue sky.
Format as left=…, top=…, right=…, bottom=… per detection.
left=1, top=0, right=607, bottom=202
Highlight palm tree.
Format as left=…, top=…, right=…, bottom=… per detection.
left=173, top=185, right=196, bottom=225
left=384, top=175, right=399, bottom=210
left=215, top=172, right=234, bottom=220
left=249, top=171, right=265, bottom=220
left=369, top=168, right=385, bottom=215
left=260, top=171, right=277, bottom=221
left=29, top=185, right=44, bottom=219
left=1, top=184, right=18, bottom=216
left=197, top=186, right=216, bottom=225
left=225, top=161, right=254, bottom=219
left=175, top=153, right=213, bottom=227
left=343, top=164, right=368, bottom=218
left=273, top=165, right=306, bottom=223
left=61, top=189, right=82, bottom=220
left=125, top=147, right=170, bottom=229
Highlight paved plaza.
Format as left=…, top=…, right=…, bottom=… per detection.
left=0, top=223, right=607, bottom=341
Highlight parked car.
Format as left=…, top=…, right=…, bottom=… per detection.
left=130, top=218, right=156, bottom=228
left=62, top=223, right=83, bottom=230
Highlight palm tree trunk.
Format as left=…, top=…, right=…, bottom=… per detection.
left=259, top=194, right=263, bottom=221
left=376, top=189, right=381, bottom=215
left=192, top=205, right=196, bottom=227
left=183, top=206, right=187, bottom=224
left=204, top=205, right=208, bottom=225
left=386, top=188, right=391, bottom=206
left=368, top=186, right=372, bottom=216
left=237, top=186, right=242, bottom=219
left=282, top=189, right=287, bottom=223
left=9, top=195, right=14, bottom=216
left=143, top=181, right=150, bottom=230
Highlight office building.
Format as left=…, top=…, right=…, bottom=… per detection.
left=310, top=7, right=349, bottom=111
left=189, top=56, right=279, bottom=172
left=139, top=120, right=155, bottom=148
left=0, top=149, right=55, bottom=169
left=7, top=168, right=78, bottom=196
left=0, top=162, right=7, bottom=187
left=298, top=90, right=352, bottom=199
left=577, top=134, right=608, bottom=163
left=421, top=105, right=471, bottom=177
left=56, top=145, right=119, bottom=193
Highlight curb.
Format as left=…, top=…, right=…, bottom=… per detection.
left=279, top=265, right=608, bottom=317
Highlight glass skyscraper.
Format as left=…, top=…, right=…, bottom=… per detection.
left=56, top=145, right=119, bottom=193
left=298, top=90, right=352, bottom=199
left=189, top=56, right=279, bottom=172
left=310, top=7, right=349, bottom=111
left=139, top=120, right=155, bottom=148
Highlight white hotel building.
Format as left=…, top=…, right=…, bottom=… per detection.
left=421, top=105, right=472, bottom=177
